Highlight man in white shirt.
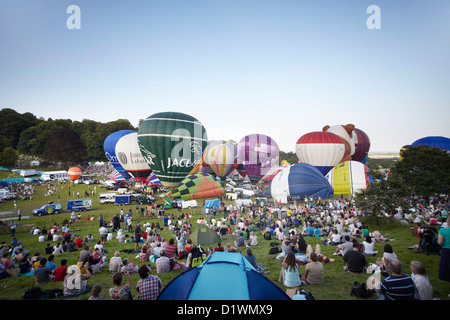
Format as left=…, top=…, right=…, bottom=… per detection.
left=99, top=225, right=108, bottom=244
left=155, top=250, right=170, bottom=274
left=109, top=251, right=122, bottom=273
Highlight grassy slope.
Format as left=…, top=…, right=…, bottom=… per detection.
left=0, top=179, right=448, bottom=301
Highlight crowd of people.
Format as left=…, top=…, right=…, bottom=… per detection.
left=269, top=195, right=449, bottom=300
left=0, top=177, right=449, bottom=300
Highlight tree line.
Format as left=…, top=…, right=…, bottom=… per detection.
left=0, top=108, right=136, bottom=167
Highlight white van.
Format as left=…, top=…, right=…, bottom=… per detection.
left=98, top=192, right=118, bottom=204
left=181, top=200, right=198, bottom=209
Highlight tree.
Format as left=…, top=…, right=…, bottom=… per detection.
left=0, top=108, right=41, bottom=152
left=0, top=147, right=19, bottom=168
left=279, top=151, right=298, bottom=165
left=43, top=129, right=87, bottom=166
left=355, top=145, right=450, bottom=215
left=391, top=145, right=450, bottom=198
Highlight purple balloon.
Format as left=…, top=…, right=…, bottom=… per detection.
left=237, top=134, right=280, bottom=183
left=352, top=128, right=371, bottom=163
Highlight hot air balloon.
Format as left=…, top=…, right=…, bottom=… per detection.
left=68, top=167, right=82, bottom=180
left=104, top=130, right=135, bottom=181
left=411, top=136, right=450, bottom=153
left=295, top=131, right=346, bottom=176
left=351, top=128, right=371, bottom=163
left=201, top=140, right=223, bottom=177
left=205, top=143, right=237, bottom=178
left=264, top=163, right=334, bottom=202
left=235, top=163, right=247, bottom=178
left=325, top=161, right=373, bottom=195
left=171, top=173, right=224, bottom=200
left=399, top=145, right=412, bottom=160
left=115, top=132, right=153, bottom=184
left=236, top=134, right=279, bottom=184
left=322, top=124, right=356, bottom=162
left=137, top=112, right=208, bottom=187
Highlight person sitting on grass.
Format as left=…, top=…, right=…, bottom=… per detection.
left=343, top=242, right=368, bottom=274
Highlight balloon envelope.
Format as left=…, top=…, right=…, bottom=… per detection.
left=411, top=136, right=450, bottom=153
left=171, top=173, right=224, bottom=200
left=137, top=112, right=208, bottom=187
left=68, top=167, right=82, bottom=180
left=104, top=130, right=135, bottom=180
left=201, top=140, right=224, bottom=177
left=237, top=134, right=279, bottom=183
left=325, top=161, right=373, bottom=195
left=206, top=143, right=237, bottom=178
left=264, top=163, right=334, bottom=201
left=295, top=131, right=345, bottom=176
left=351, top=128, right=371, bottom=163
left=115, top=132, right=153, bottom=184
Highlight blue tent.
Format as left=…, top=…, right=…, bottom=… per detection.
left=263, top=163, right=334, bottom=200
left=157, top=252, right=290, bottom=300
left=204, top=198, right=220, bottom=209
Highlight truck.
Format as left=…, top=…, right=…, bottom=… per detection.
left=0, top=189, right=16, bottom=200
left=67, top=199, right=92, bottom=211
left=32, top=203, right=63, bottom=216
left=98, top=192, right=118, bottom=204
left=20, top=169, right=36, bottom=177
left=40, top=171, right=69, bottom=181
left=115, top=195, right=132, bottom=205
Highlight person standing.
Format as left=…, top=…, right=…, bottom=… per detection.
left=438, top=217, right=450, bottom=282
left=134, top=223, right=142, bottom=251
left=9, top=221, right=16, bottom=237
left=99, top=214, right=103, bottom=228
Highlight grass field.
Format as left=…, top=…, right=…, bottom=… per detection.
left=0, top=178, right=448, bottom=301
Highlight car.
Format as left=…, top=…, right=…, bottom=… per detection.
left=136, top=195, right=154, bottom=205
left=32, top=203, right=63, bottom=216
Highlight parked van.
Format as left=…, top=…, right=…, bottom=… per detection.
left=181, top=199, right=198, bottom=209
left=98, top=192, right=118, bottom=204
left=67, top=199, right=92, bottom=211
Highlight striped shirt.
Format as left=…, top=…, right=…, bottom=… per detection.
left=380, top=274, right=416, bottom=300
left=165, top=244, right=177, bottom=258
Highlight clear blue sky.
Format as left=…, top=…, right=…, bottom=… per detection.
left=1, top=0, right=449, bottom=153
